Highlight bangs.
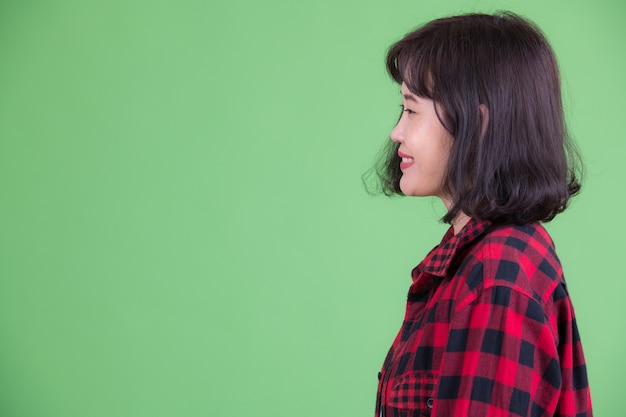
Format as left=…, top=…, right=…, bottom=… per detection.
left=386, top=35, right=436, bottom=99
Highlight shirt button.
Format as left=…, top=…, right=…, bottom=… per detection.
left=426, top=397, right=434, bottom=408
left=378, top=372, right=382, bottom=381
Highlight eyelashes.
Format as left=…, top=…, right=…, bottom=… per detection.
left=399, top=105, right=416, bottom=115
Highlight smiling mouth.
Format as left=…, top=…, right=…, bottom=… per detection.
left=400, top=158, right=413, bottom=169
left=399, top=157, right=414, bottom=169
left=398, top=151, right=414, bottom=169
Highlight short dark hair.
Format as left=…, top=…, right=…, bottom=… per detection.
left=366, top=12, right=582, bottom=225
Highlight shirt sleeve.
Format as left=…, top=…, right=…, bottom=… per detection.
left=433, top=284, right=592, bottom=417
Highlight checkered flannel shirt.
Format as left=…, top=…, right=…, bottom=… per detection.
left=376, top=219, right=592, bottom=417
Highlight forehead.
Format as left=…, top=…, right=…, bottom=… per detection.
left=401, top=83, right=416, bottom=98
left=401, top=82, right=427, bottom=104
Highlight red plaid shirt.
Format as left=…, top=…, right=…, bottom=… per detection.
left=376, top=219, right=592, bottom=417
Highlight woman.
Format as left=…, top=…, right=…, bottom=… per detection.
left=372, top=12, right=592, bottom=417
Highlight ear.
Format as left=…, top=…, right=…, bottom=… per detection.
left=479, top=104, right=489, bottom=139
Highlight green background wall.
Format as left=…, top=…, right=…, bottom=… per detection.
left=0, top=0, right=623, bottom=416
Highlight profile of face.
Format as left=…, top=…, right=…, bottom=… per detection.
left=391, top=83, right=453, bottom=205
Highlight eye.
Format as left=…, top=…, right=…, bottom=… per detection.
left=400, top=104, right=416, bottom=115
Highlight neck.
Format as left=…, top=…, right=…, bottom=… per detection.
left=452, top=212, right=471, bottom=235
left=440, top=196, right=471, bottom=234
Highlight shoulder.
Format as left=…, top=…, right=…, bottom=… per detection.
left=455, top=223, right=564, bottom=303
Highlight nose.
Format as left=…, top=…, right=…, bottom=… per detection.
left=390, top=121, right=403, bottom=143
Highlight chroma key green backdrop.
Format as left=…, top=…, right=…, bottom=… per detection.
left=0, top=0, right=623, bottom=416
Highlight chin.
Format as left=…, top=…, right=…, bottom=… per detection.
left=399, top=185, right=414, bottom=196
left=399, top=180, right=420, bottom=196
left=399, top=184, right=435, bottom=198
left=399, top=187, right=420, bottom=197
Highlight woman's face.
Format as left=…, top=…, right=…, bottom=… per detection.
left=391, top=83, right=454, bottom=205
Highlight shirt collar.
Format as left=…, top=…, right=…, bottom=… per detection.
left=413, top=218, right=493, bottom=279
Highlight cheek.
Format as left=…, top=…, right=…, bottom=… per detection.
left=437, top=151, right=451, bottom=171
left=423, top=144, right=450, bottom=174
left=437, top=137, right=453, bottom=170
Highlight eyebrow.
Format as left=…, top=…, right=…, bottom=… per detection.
left=402, top=93, right=418, bottom=102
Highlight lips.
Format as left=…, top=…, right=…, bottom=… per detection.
left=398, top=150, right=414, bottom=170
